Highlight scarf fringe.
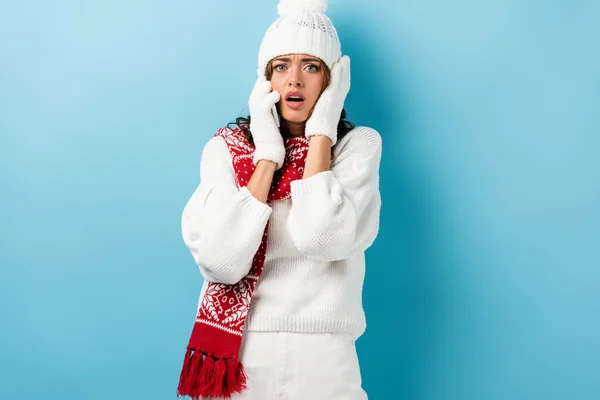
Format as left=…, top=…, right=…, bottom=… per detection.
left=177, top=349, right=247, bottom=399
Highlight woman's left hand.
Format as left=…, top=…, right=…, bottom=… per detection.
left=305, top=55, right=351, bottom=146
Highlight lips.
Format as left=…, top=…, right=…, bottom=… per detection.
left=284, top=91, right=305, bottom=110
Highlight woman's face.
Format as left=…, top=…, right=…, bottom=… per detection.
left=267, top=53, right=328, bottom=124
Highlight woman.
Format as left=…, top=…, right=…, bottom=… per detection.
left=177, top=0, right=382, bottom=399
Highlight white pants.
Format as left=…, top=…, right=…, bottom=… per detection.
left=219, top=331, right=368, bottom=400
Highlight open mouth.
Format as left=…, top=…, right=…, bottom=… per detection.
left=285, top=93, right=305, bottom=109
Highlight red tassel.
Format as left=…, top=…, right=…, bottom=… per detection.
left=198, top=353, right=216, bottom=397
left=177, top=348, right=192, bottom=396
left=188, top=350, right=205, bottom=395
left=177, top=349, right=192, bottom=396
left=211, top=358, right=228, bottom=397
left=226, top=358, right=237, bottom=395
left=227, top=357, right=248, bottom=396
left=177, top=350, right=248, bottom=399
left=177, top=349, right=205, bottom=398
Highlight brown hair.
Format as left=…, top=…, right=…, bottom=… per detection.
left=228, top=58, right=355, bottom=148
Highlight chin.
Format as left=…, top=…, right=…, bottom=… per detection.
left=281, top=111, right=309, bottom=124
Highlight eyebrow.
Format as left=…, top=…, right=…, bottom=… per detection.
left=273, top=57, right=321, bottom=63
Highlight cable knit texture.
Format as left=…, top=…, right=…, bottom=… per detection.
left=182, top=125, right=382, bottom=340
left=258, top=0, right=341, bottom=73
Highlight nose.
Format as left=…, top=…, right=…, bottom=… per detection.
left=287, top=66, right=303, bottom=87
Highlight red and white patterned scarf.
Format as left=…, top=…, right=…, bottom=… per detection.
left=177, top=126, right=310, bottom=399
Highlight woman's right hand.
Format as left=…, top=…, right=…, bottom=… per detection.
left=249, top=72, right=285, bottom=170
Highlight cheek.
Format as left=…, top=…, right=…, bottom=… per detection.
left=269, top=77, right=285, bottom=96
left=306, top=81, right=324, bottom=105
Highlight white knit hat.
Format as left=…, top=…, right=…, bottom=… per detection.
left=258, top=0, right=342, bottom=74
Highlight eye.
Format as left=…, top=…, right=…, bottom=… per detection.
left=305, top=64, right=320, bottom=72
left=273, top=64, right=287, bottom=72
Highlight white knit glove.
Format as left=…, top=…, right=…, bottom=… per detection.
left=305, top=55, right=351, bottom=146
left=249, top=72, right=285, bottom=169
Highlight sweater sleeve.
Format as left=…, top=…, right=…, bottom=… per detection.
left=287, top=126, right=382, bottom=261
left=181, top=136, right=272, bottom=285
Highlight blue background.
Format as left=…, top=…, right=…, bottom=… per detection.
left=1, top=0, right=598, bottom=399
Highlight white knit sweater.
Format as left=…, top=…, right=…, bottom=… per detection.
left=181, top=126, right=382, bottom=340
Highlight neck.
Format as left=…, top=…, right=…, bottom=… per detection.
left=281, top=119, right=305, bottom=139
